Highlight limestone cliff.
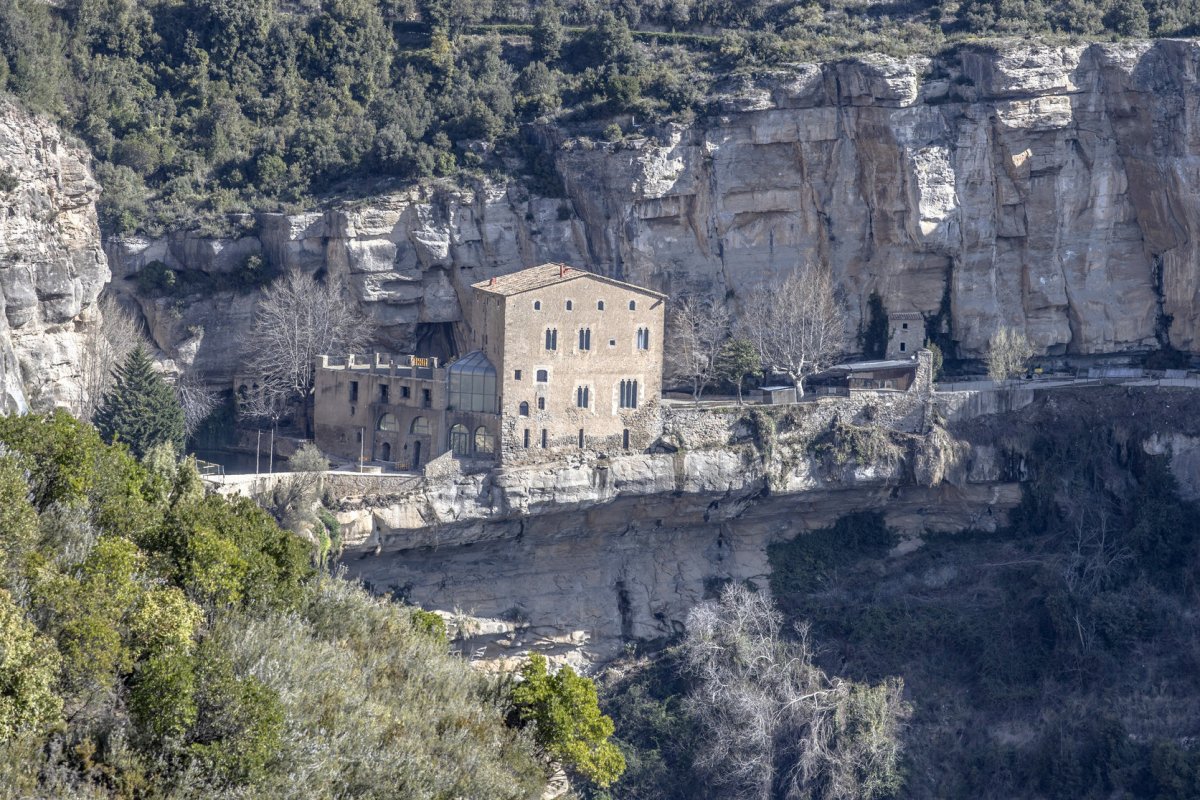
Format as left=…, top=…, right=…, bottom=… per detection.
left=0, top=98, right=108, bottom=412
left=105, top=40, right=1200, bottom=384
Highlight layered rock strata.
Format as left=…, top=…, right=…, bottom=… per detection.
left=107, top=40, right=1200, bottom=385
left=0, top=99, right=108, bottom=412
left=335, top=373, right=1021, bottom=666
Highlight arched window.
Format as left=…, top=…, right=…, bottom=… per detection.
left=565, top=299, right=573, bottom=310
left=578, top=328, right=591, bottom=351
left=519, top=401, right=530, bottom=416
left=629, top=300, right=637, bottom=310
left=533, top=300, right=542, bottom=310
left=576, top=386, right=589, bottom=408
left=597, top=300, right=605, bottom=310
left=378, top=413, right=400, bottom=431
left=474, top=426, right=495, bottom=455
left=410, top=416, right=430, bottom=435
left=537, top=397, right=546, bottom=410
left=450, top=424, right=471, bottom=456
left=536, top=369, right=548, bottom=382
left=545, top=328, right=558, bottom=351
left=637, top=327, right=650, bottom=350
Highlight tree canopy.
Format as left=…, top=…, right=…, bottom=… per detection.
left=92, top=344, right=186, bottom=458
left=0, top=0, right=1187, bottom=236
left=512, top=652, right=626, bottom=788
left=0, top=411, right=548, bottom=797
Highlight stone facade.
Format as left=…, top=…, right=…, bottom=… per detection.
left=887, top=312, right=924, bottom=358
left=312, top=353, right=447, bottom=469
left=314, top=263, right=666, bottom=469
left=469, top=264, right=666, bottom=464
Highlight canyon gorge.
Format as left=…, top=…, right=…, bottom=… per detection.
left=5, top=38, right=1200, bottom=671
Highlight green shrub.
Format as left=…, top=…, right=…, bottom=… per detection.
left=512, top=653, right=626, bottom=788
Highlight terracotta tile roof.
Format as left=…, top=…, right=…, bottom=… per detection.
left=472, top=262, right=667, bottom=300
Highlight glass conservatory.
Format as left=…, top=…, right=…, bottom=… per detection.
left=447, top=351, right=498, bottom=413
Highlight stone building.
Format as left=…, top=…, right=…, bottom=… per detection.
left=887, top=311, right=924, bottom=358
left=825, top=358, right=920, bottom=392
left=313, top=263, right=666, bottom=468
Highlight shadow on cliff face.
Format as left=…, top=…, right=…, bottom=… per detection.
left=592, top=388, right=1200, bottom=800
left=698, top=389, right=1200, bottom=799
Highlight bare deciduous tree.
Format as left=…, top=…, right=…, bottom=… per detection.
left=243, top=271, right=372, bottom=435
left=985, top=326, right=1035, bottom=385
left=667, top=295, right=732, bottom=403
left=175, top=370, right=220, bottom=436
left=80, top=295, right=149, bottom=420
left=739, top=263, right=846, bottom=397
left=682, top=584, right=909, bottom=800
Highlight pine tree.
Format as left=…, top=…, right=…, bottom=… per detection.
left=93, top=346, right=185, bottom=459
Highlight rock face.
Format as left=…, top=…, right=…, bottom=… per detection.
left=558, top=40, right=1200, bottom=357
left=108, top=40, right=1200, bottom=384
left=334, top=377, right=1021, bottom=667
left=0, top=99, right=108, bottom=412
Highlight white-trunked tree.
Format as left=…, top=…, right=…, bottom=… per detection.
left=667, top=294, right=732, bottom=403
left=740, top=263, right=846, bottom=397
left=242, top=271, right=371, bottom=437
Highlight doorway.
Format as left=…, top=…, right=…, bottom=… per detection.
left=412, top=440, right=421, bottom=468
left=381, top=441, right=391, bottom=462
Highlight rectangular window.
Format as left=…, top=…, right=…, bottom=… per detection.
left=637, top=327, right=650, bottom=351
left=545, top=328, right=558, bottom=351
left=401, top=385, right=411, bottom=399
left=380, top=384, right=389, bottom=403
left=422, top=388, right=431, bottom=406
left=541, top=429, right=548, bottom=448
left=537, top=396, right=546, bottom=410
left=623, top=429, right=630, bottom=449
left=514, top=369, right=522, bottom=380
left=576, top=386, right=589, bottom=408
left=578, top=429, right=585, bottom=448
left=349, top=381, right=359, bottom=402
left=619, top=379, right=639, bottom=409
left=578, top=328, right=591, bottom=351
left=523, top=428, right=531, bottom=448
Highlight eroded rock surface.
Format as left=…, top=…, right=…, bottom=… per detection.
left=0, top=98, right=108, bottom=412
left=107, top=41, right=1200, bottom=384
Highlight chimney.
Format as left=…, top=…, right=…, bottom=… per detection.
left=559, top=264, right=565, bottom=277
left=489, top=276, right=496, bottom=286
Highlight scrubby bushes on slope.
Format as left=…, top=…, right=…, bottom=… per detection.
left=0, top=411, right=547, bottom=798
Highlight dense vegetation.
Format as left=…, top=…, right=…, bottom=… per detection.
left=0, top=0, right=1194, bottom=235
left=93, top=345, right=186, bottom=459
left=0, top=410, right=568, bottom=798
left=601, top=388, right=1200, bottom=799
